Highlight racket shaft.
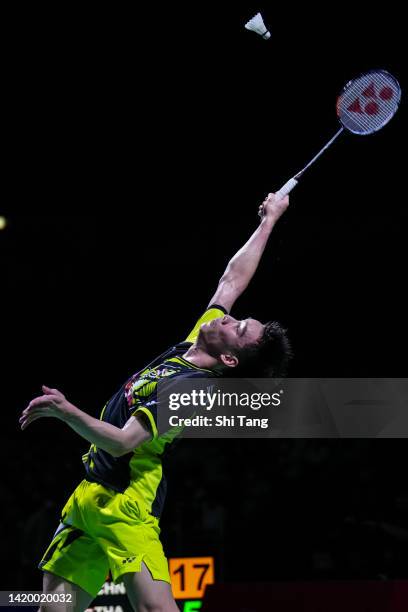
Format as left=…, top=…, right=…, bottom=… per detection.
left=274, top=127, right=344, bottom=200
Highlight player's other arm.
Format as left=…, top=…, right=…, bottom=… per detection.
left=208, top=193, right=289, bottom=312
left=20, top=386, right=151, bottom=456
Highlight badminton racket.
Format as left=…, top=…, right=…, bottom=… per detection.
left=262, top=69, right=401, bottom=210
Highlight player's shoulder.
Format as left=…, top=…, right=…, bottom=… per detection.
left=184, top=304, right=228, bottom=344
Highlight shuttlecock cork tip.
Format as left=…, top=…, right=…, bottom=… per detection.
left=244, top=12, right=271, bottom=39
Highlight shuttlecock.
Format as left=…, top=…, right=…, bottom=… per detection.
left=244, top=12, right=270, bottom=40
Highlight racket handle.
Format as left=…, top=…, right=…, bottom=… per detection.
left=258, top=176, right=299, bottom=219
left=275, top=177, right=298, bottom=199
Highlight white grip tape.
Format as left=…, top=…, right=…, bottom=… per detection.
left=276, top=178, right=298, bottom=199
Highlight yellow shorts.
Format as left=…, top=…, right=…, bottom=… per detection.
left=39, top=479, right=171, bottom=598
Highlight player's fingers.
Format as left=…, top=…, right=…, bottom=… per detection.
left=42, top=385, right=62, bottom=396
left=264, top=192, right=277, bottom=203
left=20, top=406, right=47, bottom=420
left=20, top=416, right=34, bottom=430
left=20, top=412, right=47, bottom=430
left=28, top=395, right=55, bottom=408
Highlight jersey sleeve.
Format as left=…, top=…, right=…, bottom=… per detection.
left=133, top=404, right=159, bottom=440
left=184, top=304, right=228, bottom=343
left=130, top=372, right=209, bottom=440
left=128, top=379, right=160, bottom=440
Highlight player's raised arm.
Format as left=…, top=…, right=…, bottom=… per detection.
left=208, top=193, right=289, bottom=312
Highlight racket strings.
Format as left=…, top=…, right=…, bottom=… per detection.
left=337, top=70, right=401, bottom=135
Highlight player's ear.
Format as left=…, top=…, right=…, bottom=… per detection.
left=219, top=353, right=239, bottom=368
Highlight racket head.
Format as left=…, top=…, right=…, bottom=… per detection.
left=336, top=69, right=401, bottom=135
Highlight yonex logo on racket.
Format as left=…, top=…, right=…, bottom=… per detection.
left=347, top=81, right=396, bottom=116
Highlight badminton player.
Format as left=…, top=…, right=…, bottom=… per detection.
left=20, top=192, right=292, bottom=611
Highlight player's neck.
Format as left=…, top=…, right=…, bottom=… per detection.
left=182, top=344, right=219, bottom=371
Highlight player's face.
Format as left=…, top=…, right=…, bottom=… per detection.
left=199, top=315, right=264, bottom=355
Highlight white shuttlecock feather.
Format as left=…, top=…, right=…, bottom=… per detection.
left=244, top=12, right=271, bottom=40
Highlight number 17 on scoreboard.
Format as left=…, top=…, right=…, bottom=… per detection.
left=169, top=556, right=215, bottom=609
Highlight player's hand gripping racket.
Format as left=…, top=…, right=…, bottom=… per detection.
left=262, top=69, right=401, bottom=211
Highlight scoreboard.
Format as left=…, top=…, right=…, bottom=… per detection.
left=170, top=556, right=215, bottom=610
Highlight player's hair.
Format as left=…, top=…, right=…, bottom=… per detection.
left=232, top=320, right=293, bottom=377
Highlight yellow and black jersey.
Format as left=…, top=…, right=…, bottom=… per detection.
left=82, top=305, right=226, bottom=518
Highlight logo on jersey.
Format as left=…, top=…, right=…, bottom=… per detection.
left=124, top=364, right=182, bottom=407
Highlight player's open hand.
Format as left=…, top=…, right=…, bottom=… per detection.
left=20, top=385, right=72, bottom=430
left=258, top=192, right=289, bottom=223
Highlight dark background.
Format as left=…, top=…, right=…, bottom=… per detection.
left=1, top=1, right=407, bottom=593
